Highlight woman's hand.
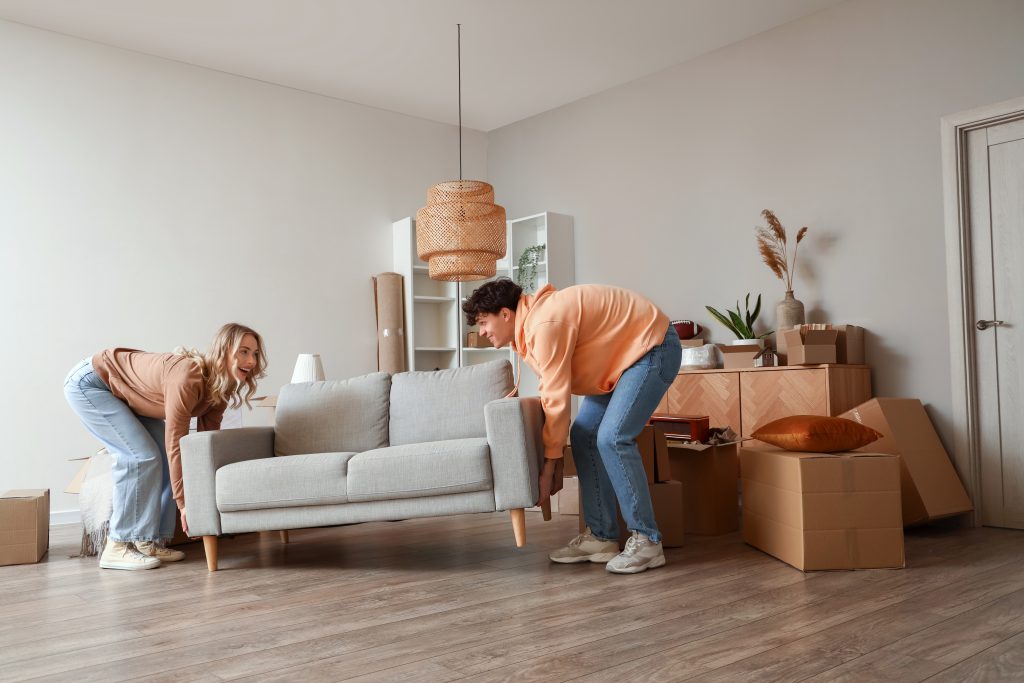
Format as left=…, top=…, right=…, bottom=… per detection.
left=180, top=509, right=190, bottom=537
left=538, top=458, right=565, bottom=507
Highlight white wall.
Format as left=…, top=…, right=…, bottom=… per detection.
left=0, top=20, right=486, bottom=519
left=487, top=0, right=1024, bottom=451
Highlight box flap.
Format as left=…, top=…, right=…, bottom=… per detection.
left=781, top=329, right=804, bottom=347
left=1, top=489, right=48, bottom=500
left=803, top=329, right=839, bottom=344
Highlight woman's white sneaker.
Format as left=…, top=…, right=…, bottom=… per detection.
left=99, top=540, right=162, bottom=570
left=136, top=541, right=186, bottom=562
left=606, top=531, right=665, bottom=574
left=549, top=528, right=620, bottom=563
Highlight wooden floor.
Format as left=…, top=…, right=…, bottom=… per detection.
left=1, top=513, right=1023, bottom=683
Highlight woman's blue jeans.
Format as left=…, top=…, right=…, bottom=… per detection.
left=571, top=325, right=681, bottom=543
left=63, top=359, right=176, bottom=543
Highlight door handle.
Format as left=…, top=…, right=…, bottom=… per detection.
left=976, top=319, right=1005, bottom=331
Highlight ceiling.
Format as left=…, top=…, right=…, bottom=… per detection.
left=0, top=0, right=844, bottom=131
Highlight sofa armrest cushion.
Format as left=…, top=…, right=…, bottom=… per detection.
left=484, top=397, right=544, bottom=510
left=181, top=427, right=275, bottom=536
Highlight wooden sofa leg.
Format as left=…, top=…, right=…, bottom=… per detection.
left=279, top=530, right=290, bottom=544
left=202, top=535, right=219, bottom=572
left=510, top=509, right=526, bottom=547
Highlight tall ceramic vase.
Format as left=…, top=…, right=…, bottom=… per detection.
left=776, top=290, right=805, bottom=332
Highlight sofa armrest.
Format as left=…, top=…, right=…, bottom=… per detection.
left=484, top=397, right=545, bottom=510
left=180, top=427, right=275, bottom=536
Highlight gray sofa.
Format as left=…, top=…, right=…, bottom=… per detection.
left=180, top=360, right=546, bottom=571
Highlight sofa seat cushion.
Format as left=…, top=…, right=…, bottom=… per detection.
left=217, top=452, right=356, bottom=512
left=347, top=438, right=492, bottom=503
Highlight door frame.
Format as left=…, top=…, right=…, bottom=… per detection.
left=942, top=95, right=1024, bottom=527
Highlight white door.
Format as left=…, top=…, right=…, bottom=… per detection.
left=967, top=118, right=1024, bottom=529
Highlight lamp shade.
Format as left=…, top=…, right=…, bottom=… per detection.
left=290, top=354, right=325, bottom=383
left=415, top=180, right=507, bottom=281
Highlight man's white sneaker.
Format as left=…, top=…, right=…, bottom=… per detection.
left=99, top=540, right=162, bottom=570
left=136, top=541, right=186, bottom=562
left=549, top=528, right=620, bottom=564
left=605, top=531, right=665, bottom=574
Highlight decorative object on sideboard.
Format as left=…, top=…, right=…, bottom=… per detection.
left=756, top=209, right=809, bottom=332
left=515, top=243, right=546, bottom=293
left=706, top=293, right=772, bottom=342
left=415, top=25, right=506, bottom=281
left=291, top=354, right=326, bottom=383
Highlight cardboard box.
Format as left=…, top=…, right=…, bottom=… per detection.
left=0, top=489, right=50, bottom=566
left=719, top=343, right=763, bottom=369
left=615, top=481, right=685, bottom=548
left=841, top=398, right=973, bottom=525
left=562, top=444, right=577, bottom=476
left=663, top=441, right=739, bottom=535
left=740, top=447, right=904, bottom=571
left=558, top=476, right=579, bottom=515
left=636, top=426, right=657, bottom=484
left=835, top=325, right=865, bottom=365
left=466, top=331, right=493, bottom=349
left=680, top=339, right=705, bottom=349
left=781, top=328, right=838, bottom=365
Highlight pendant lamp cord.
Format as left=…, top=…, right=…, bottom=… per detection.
left=457, top=23, right=462, bottom=181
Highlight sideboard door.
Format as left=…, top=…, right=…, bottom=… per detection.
left=669, top=372, right=742, bottom=434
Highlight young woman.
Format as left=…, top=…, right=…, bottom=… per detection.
left=64, top=323, right=267, bottom=570
left=463, top=279, right=680, bottom=574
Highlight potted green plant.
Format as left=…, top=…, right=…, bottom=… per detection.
left=706, top=293, right=773, bottom=345
left=515, top=244, right=546, bottom=293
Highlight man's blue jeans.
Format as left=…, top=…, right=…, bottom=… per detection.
left=570, top=325, right=681, bottom=543
left=64, top=359, right=176, bottom=542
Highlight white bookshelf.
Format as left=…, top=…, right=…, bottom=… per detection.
left=393, top=212, right=574, bottom=379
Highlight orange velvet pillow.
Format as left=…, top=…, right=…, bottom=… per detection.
left=751, top=415, right=883, bottom=453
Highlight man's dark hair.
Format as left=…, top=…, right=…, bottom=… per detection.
left=462, top=278, right=523, bottom=326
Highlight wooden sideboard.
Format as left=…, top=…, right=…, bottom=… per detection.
left=656, top=364, right=872, bottom=437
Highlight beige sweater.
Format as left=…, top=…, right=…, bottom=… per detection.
left=92, top=349, right=226, bottom=511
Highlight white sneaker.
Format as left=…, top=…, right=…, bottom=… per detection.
left=549, top=528, right=620, bottom=564
left=136, top=540, right=186, bottom=562
left=99, top=540, right=162, bottom=570
left=606, top=531, right=665, bottom=574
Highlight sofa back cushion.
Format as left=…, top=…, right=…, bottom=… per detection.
left=389, top=360, right=513, bottom=446
left=275, top=372, right=391, bottom=456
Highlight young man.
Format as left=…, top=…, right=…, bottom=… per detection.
left=462, top=279, right=680, bottom=574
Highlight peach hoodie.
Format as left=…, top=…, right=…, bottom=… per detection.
left=513, top=284, right=669, bottom=459
left=92, top=349, right=226, bottom=511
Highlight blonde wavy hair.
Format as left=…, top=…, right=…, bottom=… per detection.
left=175, top=323, right=268, bottom=409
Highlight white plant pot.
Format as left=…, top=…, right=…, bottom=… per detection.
left=729, top=338, right=765, bottom=348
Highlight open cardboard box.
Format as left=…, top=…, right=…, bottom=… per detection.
left=718, top=343, right=763, bottom=369
left=660, top=440, right=740, bottom=535
left=781, top=328, right=838, bottom=365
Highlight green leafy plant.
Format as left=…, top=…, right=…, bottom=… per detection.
left=705, top=293, right=773, bottom=340
left=515, top=244, right=546, bottom=292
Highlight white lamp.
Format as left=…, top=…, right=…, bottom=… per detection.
left=291, top=354, right=326, bottom=383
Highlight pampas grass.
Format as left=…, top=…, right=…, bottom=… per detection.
left=756, top=209, right=808, bottom=291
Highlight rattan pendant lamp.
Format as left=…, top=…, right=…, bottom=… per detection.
left=416, top=24, right=506, bottom=281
